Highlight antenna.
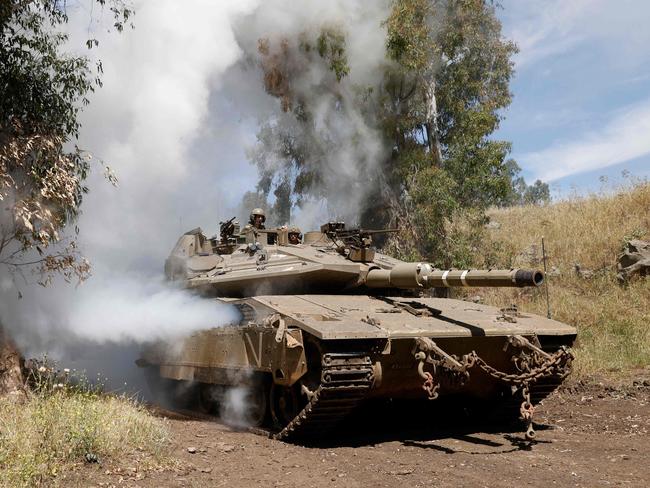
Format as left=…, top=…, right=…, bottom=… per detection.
left=541, top=236, right=551, bottom=319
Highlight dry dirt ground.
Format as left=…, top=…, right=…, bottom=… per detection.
left=74, top=374, right=649, bottom=488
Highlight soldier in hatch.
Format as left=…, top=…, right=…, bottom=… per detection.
left=244, top=208, right=266, bottom=231
left=288, top=227, right=302, bottom=245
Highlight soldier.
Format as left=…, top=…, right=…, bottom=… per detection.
left=288, top=227, right=302, bottom=245
left=247, top=208, right=266, bottom=230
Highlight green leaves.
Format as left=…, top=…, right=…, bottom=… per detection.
left=316, top=28, right=349, bottom=82
left=1, top=0, right=132, bottom=283
left=248, top=1, right=545, bottom=264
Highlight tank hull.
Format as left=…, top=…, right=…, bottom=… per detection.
left=140, top=295, right=576, bottom=440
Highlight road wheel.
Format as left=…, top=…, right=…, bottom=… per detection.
left=245, top=383, right=268, bottom=427
left=219, top=382, right=268, bottom=428
left=198, top=383, right=224, bottom=415
left=270, top=383, right=301, bottom=429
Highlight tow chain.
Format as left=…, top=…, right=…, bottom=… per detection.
left=520, top=386, right=536, bottom=440
left=414, top=336, right=574, bottom=440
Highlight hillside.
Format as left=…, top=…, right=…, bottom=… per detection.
left=464, top=182, right=650, bottom=375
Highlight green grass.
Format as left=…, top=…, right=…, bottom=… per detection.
left=0, top=374, right=171, bottom=487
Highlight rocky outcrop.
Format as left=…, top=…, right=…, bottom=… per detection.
left=617, top=239, right=650, bottom=284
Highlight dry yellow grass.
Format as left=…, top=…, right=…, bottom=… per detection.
left=465, top=182, right=650, bottom=376
left=0, top=387, right=171, bottom=487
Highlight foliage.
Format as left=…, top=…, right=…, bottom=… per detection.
left=247, top=0, right=544, bottom=264
left=522, top=179, right=551, bottom=205
left=0, top=0, right=131, bottom=286
left=381, top=0, right=519, bottom=261
left=250, top=27, right=365, bottom=225
left=498, top=159, right=551, bottom=206
left=0, top=361, right=170, bottom=487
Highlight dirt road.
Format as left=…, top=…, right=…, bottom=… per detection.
left=80, top=375, right=649, bottom=488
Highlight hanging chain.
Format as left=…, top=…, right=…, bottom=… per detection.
left=414, top=336, right=574, bottom=440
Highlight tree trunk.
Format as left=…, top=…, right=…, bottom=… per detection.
left=0, top=325, right=25, bottom=398
left=424, top=77, right=443, bottom=168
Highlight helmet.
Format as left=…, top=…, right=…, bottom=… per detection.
left=250, top=208, right=266, bottom=223
left=288, top=226, right=302, bottom=243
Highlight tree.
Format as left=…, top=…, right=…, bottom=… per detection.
left=0, top=0, right=132, bottom=395
left=247, top=30, right=367, bottom=224
left=523, top=179, right=550, bottom=205
left=249, top=0, right=521, bottom=265
left=498, top=159, right=551, bottom=206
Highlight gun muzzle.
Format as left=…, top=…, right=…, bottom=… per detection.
left=365, top=264, right=544, bottom=289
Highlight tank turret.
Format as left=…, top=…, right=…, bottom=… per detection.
left=164, top=221, right=544, bottom=296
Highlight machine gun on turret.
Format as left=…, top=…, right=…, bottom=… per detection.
left=219, top=216, right=237, bottom=244
left=320, top=222, right=399, bottom=262
left=210, top=216, right=240, bottom=254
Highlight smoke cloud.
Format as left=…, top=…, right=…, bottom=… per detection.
left=0, top=1, right=392, bottom=371
left=234, top=0, right=391, bottom=227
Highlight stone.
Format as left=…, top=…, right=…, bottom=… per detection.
left=574, top=263, right=594, bottom=279
left=617, top=239, right=650, bottom=283
left=217, top=443, right=236, bottom=453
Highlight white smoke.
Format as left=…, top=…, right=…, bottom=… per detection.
left=0, top=1, right=391, bottom=358
left=232, top=0, right=391, bottom=227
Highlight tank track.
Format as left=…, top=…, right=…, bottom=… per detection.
left=272, top=352, right=374, bottom=442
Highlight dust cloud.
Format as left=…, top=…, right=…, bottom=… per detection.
left=0, top=1, right=392, bottom=392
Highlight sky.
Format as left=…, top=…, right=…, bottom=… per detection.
left=495, top=0, right=650, bottom=196
left=154, top=0, right=650, bottom=203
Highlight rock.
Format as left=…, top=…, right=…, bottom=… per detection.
left=617, top=239, right=650, bottom=283
left=390, top=469, right=414, bottom=475
left=217, top=443, right=236, bottom=453
left=84, top=452, right=99, bottom=463
left=187, top=447, right=197, bottom=454
left=574, top=263, right=594, bottom=279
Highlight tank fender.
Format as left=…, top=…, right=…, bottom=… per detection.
left=267, top=316, right=308, bottom=387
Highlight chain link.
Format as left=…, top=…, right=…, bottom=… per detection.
left=470, top=346, right=574, bottom=387
left=414, top=337, right=575, bottom=440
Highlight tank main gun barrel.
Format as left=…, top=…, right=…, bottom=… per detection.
left=365, top=264, right=544, bottom=289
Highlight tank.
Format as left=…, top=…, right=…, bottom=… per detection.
left=139, top=222, right=576, bottom=441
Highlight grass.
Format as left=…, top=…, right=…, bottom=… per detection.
left=0, top=367, right=171, bottom=487
left=461, top=181, right=650, bottom=376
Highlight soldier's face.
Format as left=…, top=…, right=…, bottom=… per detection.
left=289, top=233, right=300, bottom=244
left=254, top=215, right=264, bottom=227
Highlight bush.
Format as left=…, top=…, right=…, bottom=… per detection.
left=0, top=365, right=171, bottom=487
